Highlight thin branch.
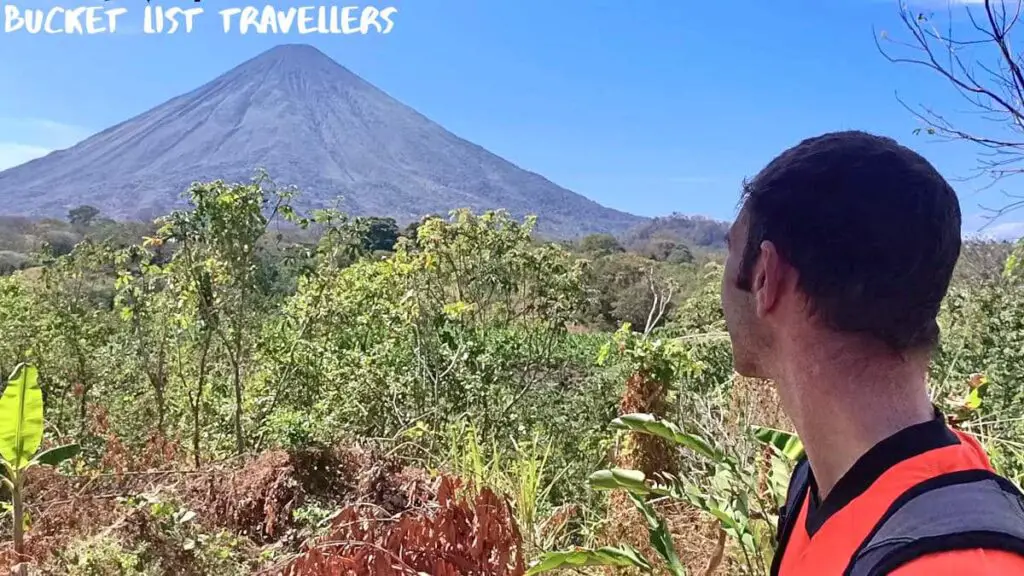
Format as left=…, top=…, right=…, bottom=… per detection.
left=876, top=0, right=1024, bottom=219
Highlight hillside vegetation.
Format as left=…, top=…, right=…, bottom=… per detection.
left=623, top=214, right=729, bottom=253
left=0, top=176, right=1021, bottom=576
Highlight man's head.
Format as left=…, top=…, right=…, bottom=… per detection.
left=721, top=131, right=962, bottom=378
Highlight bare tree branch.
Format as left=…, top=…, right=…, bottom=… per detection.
left=642, top=267, right=673, bottom=337
left=877, top=1, right=1024, bottom=220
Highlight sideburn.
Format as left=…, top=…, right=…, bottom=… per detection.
left=737, top=221, right=766, bottom=293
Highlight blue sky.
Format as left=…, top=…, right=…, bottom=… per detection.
left=1, top=0, right=1023, bottom=238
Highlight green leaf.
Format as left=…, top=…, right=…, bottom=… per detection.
left=708, top=507, right=740, bottom=534
left=526, top=545, right=654, bottom=574
left=627, top=492, right=688, bottom=576
left=965, top=387, right=983, bottom=410
left=1004, top=251, right=1019, bottom=278
left=588, top=468, right=652, bottom=494
left=0, top=364, right=44, bottom=470
left=611, top=413, right=721, bottom=461
left=751, top=426, right=805, bottom=461
left=32, top=444, right=80, bottom=467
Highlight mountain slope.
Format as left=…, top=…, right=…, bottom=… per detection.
left=0, top=44, right=644, bottom=238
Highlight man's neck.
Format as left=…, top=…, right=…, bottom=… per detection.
left=773, top=338, right=935, bottom=501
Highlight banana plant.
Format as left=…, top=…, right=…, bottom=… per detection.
left=751, top=425, right=804, bottom=461
left=528, top=414, right=713, bottom=576
left=1, top=363, right=80, bottom=574
left=530, top=414, right=796, bottom=575
left=526, top=544, right=655, bottom=574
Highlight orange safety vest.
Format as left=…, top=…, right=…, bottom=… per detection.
left=772, top=411, right=1024, bottom=575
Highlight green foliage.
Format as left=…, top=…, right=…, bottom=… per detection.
left=751, top=426, right=805, bottom=461
left=638, top=237, right=694, bottom=264
left=599, top=324, right=704, bottom=390
left=0, top=364, right=81, bottom=476
left=611, top=413, right=720, bottom=461
left=624, top=213, right=729, bottom=251
left=931, top=239, right=1024, bottom=482
left=578, top=233, right=624, bottom=255
left=155, top=174, right=299, bottom=459
left=1, top=364, right=80, bottom=575
left=528, top=545, right=654, bottom=574
left=628, top=491, right=687, bottom=576
left=359, top=216, right=400, bottom=252
left=61, top=535, right=146, bottom=576
left=0, top=364, right=44, bottom=471
left=281, top=209, right=593, bottom=443
left=583, top=252, right=688, bottom=331
left=540, top=402, right=788, bottom=575
left=5, top=172, right=1023, bottom=576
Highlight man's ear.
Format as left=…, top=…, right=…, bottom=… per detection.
left=754, top=240, right=782, bottom=318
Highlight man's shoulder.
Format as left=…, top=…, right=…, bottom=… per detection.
left=891, top=549, right=1024, bottom=574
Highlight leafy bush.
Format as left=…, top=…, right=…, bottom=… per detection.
left=0, top=251, right=30, bottom=275
left=0, top=174, right=1020, bottom=576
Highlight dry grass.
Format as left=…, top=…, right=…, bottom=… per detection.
left=279, top=475, right=524, bottom=576
left=0, top=442, right=448, bottom=575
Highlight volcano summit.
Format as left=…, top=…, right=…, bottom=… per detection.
left=0, top=44, right=644, bottom=238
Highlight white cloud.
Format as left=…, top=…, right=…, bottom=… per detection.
left=0, top=118, right=91, bottom=171
left=983, top=221, right=1024, bottom=241
left=0, top=143, right=52, bottom=171
left=967, top=219, right=1024, bottom=241
left=0, top=117, right=91, bottom=146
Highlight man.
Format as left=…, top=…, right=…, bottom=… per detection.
left=720, top=131, right=1024, bottom=575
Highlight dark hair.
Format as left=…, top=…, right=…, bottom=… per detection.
left=737, top=130, right=962, bottom=352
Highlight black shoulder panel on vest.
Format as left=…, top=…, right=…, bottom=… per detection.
left=844, top=469, right=1024, bottom=576
left=770, top=457, right=810, bottom=576
left=781, top=457, right=811, bottom=533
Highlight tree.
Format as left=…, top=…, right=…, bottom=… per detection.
left=114, top=245, right=173, bottom=437
left=877, top=0, right=1024, bottom=218
left=361, top=216, right=400, bottom=252
left=41, top=230, right=80, bottom=257
left=36, top=240, right=119, bottom=439
left=579, top=233, right=624, bottom=254
left=157, top=174, right=294, bottom=459
left=68, top=205, right=101, bottom=227
left=401, top=214, right=444, bottom=247
left=283, top=209, right=590, bottom=447
left=402, top=220, right=422, bottom=242
left=639, top=238, right=693, bottom=264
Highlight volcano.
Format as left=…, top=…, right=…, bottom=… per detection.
left=0, top=44, right=644, bottom=237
